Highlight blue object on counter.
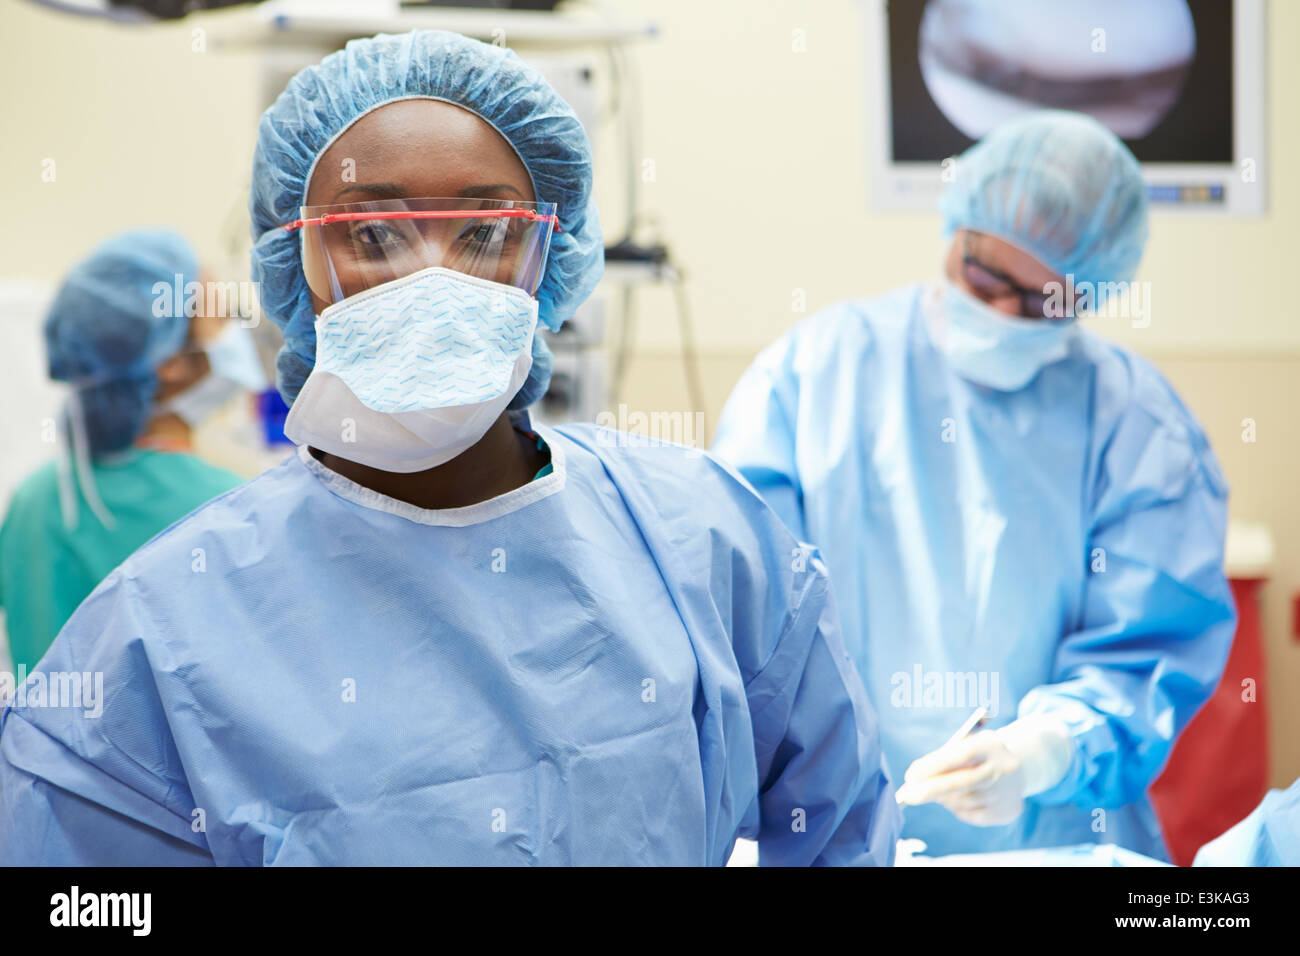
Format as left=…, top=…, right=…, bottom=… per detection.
left=256, top=387, right=292, bottom=446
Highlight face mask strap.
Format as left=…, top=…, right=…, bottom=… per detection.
left=56, top=391, right=117, bottom=532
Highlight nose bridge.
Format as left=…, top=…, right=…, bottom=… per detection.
left=394, top=222, right=448, bottom=274
left=413, top=235, right=447, bottom=272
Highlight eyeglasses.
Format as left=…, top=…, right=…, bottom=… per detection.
left=284, top=197, right=559, bottom=306
left=280, top=207, right=561, bottom=233
left=961, top=233, right=1060, bottom=319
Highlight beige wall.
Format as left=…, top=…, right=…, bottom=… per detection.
left=0, top=6, right=263, bottom=282
left=596, top=0, right=1297, bottom=355
left=2, top=1, right=1297, bottom=786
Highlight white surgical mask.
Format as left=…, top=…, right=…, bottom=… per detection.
left=284, top=266, right=538, bottom=473
left=206, top=321, right=269, bottom=392
left=931, top=279, right=1077, bottom=391
left=156, top=323, right=268, bottom=427
left=160, top=374, right=243, bottom=428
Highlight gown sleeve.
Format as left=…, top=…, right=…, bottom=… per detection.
left=0, top=570, right=212, bottom=865
left=1193, top=777, right=1300, bottom=867
left=584, top=421, right=900, bottom=867
left=743, top=545, right=900, bottom=866
left=708, top=327, right=897, bottom=864
left=1020, top=374, right=1237, bottom=811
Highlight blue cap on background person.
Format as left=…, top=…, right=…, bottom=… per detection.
left=939, top=110, right=1149, bottom=292
left=44, top=228, right=197, bottom=455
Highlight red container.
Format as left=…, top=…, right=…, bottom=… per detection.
left=1150, top=578, right=1270, bottom=865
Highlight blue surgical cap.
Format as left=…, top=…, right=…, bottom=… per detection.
left=939, top=110, right=1149, bottom=289
left=249, top=29, right=604, bottom=408
left=44, top=229, right=196, bottom=455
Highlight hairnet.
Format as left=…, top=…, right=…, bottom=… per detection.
left=250, top=29, right=604, bottom=409
left=44, top=229, right=197, bottom=455
left=514, top=333, right=554, bottom=410
left=939, top=111, right=1148, bottom=290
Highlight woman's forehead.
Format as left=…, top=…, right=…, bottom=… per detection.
left=307, top=99, right=534, bottom=205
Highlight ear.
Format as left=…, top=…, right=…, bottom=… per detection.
left=157, top=316, right=200, bottom=385
left=156, top=350, right=209, bottom=387
left=156, top=352, right=189, bottom=385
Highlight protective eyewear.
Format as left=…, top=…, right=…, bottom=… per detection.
left=961, top=232, right=1064, bottom=320
left=282, top=197, right=558, bottom=307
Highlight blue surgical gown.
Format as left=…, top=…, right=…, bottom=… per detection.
left=0, top=417, right=898, bottom=866
left=1194, top=777, right=1300, bottom=867
left=712, top=284, right=1236, bottom=860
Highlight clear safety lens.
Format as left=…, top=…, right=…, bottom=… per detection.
left=287, top=197, right=557, bottom=306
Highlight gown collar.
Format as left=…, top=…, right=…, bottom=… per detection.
left=296, top=413, right=567, bottom=528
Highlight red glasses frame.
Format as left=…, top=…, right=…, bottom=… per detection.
left=280, top=208, right=562, bottom=233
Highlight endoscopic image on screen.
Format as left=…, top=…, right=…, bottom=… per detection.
left=887, top=0, right=1233, bottom=164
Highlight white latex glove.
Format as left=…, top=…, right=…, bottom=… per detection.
left=895, top=716, right=1074, bottom=826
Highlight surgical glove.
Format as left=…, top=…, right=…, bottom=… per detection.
left=895, top=716, right=1074, bottom=826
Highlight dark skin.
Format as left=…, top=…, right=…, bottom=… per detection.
left=141, top=280, right=227, bottom=449
left=303, top=99, right=547, bottom=509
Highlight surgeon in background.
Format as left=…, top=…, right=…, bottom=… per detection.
left=1194, top=776, right=1300, bottom=867
left=0, top=31, right=897, bottom=866
left=713, top=111, right=1235, bottom=860
left=0, top=229, right=263, bottom=674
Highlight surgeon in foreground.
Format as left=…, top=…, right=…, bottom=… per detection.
left=0, top=30, right=898, bottom=866
left=713, top=111, right=1235, bottom=860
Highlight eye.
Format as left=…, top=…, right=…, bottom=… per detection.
left=963, top=260, right=1009, bottom=293
left=456, top=218, right=508, bottom=248
left=348, top=221, right=404, bottom=247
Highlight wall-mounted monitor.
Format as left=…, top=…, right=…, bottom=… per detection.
left=865, top=0, right=1266, bottom=216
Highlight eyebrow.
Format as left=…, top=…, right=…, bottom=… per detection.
left=459, top=184, right=527, bottom=199
left=331, top=182, right=407, bottom=202
left=328, top=182, right=528, bottom=202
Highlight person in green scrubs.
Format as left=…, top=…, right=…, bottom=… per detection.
left=0, top=229, right=265, bottom=673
